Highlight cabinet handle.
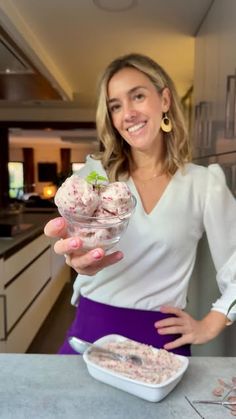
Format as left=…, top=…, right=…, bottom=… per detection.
left=195, top=101, right=211, bottom=149
left=195, top=102, right=206, bottom=145
left=0, top=295, right=7, bottom=341
left=200, top=101, right=212, bottom=149
left=194, top=103, right=200, bottom=143
left=231, top=164, right=236, bottom=196
left=225, top=74, right=236, bottom=138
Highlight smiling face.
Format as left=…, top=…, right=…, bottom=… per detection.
left=107, top=67, right=171, bottom=154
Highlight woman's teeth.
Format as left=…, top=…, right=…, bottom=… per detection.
left=127, top=122, right=146, bottom=133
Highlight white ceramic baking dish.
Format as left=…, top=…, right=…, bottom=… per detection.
left=83, top=334, right=189, bottom=402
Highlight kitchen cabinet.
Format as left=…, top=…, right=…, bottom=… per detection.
left=191, top=0, right=236, bottom=357
left=187, top=234, right=235, bottom=357
left=193, top=0, right=236, bottom=156
left=193, top=23, right=206, bottom=157
left=218, top=0, right=236, bottom=131
left=193, top=0, right=236, bottom=196
left=0, top=233, right=70, bottom=353
left=193, top=0, right=221, bottom=156
left=0, top=257, right=6, bottom=352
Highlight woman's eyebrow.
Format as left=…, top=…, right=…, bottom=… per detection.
left=108, top=85, right=147, bottom=104
left=107, top=97, right=119, bottom=105
left=128, top=85, right=147, bottom=94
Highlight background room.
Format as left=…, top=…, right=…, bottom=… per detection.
left=0, top=0, right=235, bottom=357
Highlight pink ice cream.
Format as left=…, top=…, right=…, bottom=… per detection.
left=54, top=173, right=135, bottom=250
left=99, top=182, right=132, bottom=215
left=88, top=339, right=182, bottom=384
left=54, top=175, right=99, bottom=218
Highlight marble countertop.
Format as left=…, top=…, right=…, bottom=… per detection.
left=0, top=209, right=57, bottom=258
left=0, top=354, right=235, bottom=419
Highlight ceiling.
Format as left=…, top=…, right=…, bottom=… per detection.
left=0, top=0, right=214, bottom=111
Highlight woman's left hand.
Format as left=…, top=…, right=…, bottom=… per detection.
left=154, top=306, right=228, bottom=350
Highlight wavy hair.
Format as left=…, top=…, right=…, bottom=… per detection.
left=94, top=53, right=191, bottom=181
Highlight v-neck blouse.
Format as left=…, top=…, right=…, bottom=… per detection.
left=71, top=155, right=236, bottom=322
left=128, top=170, right=177, bottom=217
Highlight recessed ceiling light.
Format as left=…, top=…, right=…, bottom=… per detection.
left=93, top=0, right=137, bottom=12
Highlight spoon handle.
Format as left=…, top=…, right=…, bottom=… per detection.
left=68, top=336, right=142, bottom=365
left=68, top=336, right=121, bottom=360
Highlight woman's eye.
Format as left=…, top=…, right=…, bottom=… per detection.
left=110, top=103, right=121, bottom=113
left=134, top=93, right=144, bottom=101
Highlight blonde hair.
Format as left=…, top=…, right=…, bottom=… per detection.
left=94, top=53, right=191, bottom=181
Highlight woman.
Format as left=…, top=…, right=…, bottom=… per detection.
left=44, top=53, right=236, bottom=356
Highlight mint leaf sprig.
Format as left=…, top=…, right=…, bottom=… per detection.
left=86, top=171, right=108, bottom=188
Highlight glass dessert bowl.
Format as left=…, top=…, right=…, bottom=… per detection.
left=61, top=195, right=136, bottom=251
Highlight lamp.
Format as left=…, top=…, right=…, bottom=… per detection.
left=43, top=184, right=57, bottom=199
left=93, top=0, right=137, bottom=12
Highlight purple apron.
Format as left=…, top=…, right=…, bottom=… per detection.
left=58, top=295, right=191, bottom=356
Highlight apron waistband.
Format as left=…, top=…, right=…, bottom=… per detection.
left=58, top=295, right=191, bottom=356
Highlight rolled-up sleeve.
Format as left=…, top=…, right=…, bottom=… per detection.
left=203, top=164, right=236, bottom=321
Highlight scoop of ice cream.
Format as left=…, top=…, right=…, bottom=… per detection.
left=54, top=174, right=99, bottom=217
left=99, top=182, right=132, bottom=215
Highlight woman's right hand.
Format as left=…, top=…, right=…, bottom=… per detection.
left=44, top=217, right=124, bottom=276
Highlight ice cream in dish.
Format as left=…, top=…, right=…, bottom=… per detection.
left=54, top=171, right=136, bottom=250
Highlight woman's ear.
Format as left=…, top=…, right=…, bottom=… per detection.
left=161, top=87, right=171, bottom=112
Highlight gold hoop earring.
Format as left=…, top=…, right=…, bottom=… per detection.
left=161, top=113, right=172, bottom=133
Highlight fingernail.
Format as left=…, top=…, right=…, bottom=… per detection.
left=69, top=239, right=78, bottom=248
left=92, top=250, right=102, bottom=260
left=115, top=251, right=124, bottom=260
left=54, top=218, right=64, bottom=228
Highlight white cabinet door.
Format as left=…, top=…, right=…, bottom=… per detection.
left=218, top=0, right=236, bottom=133
left=0, top=295, right=6, bottom=341
left=49, top=237, right=71, bottom=306
left=5, top=249, right=51, bottom=332
left=204, top=0, right=221, bottom=119
left=193, top=24, right=207, bottom=157
left=194, top=0, right=222, bottom=156
left=194, top=25, right=206, bottom=106
left=0, top=234, right=70, bottom=353
left=0, top=258, right=6, bottom=350
left=194, top=0, right=236, bottom=152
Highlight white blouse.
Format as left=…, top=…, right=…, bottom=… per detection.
left=71, top=156, right=236, bottom=321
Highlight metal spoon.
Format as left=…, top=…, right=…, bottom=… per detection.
left=68, top=336, right=143, bottom=365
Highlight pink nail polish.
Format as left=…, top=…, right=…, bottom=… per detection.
left=92, top=250, right=102, bottom=259
left=54, top=218, right=63, bottom=228
left=69, top=239, right=78, bottom=248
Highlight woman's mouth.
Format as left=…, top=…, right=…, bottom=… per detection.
left=127, top=122, right=146, bottom=133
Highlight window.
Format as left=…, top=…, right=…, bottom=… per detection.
left=8, top=162, right=24, bottom=198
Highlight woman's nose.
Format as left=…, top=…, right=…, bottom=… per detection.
left=123, top=104, right=137, bottom=120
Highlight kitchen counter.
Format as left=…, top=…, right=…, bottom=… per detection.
left=0, top=354, right=235, bottom=419
left=0, top=209, right=57, bottom=258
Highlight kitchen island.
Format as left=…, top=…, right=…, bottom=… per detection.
left=0, top=354, right=235, bottom=418
left=0, top=209, right=70, bottom=353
